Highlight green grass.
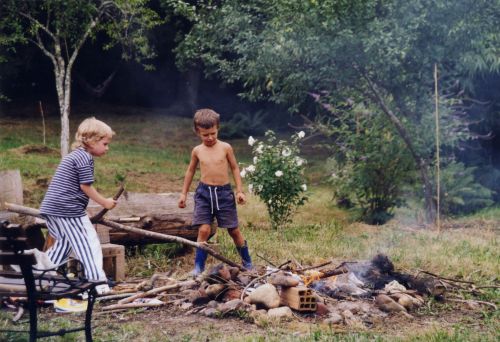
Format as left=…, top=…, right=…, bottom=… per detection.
left=1, top=106, right=499, bottom=341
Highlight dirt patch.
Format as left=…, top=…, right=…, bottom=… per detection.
left=11, top=144, right=59, bottom=155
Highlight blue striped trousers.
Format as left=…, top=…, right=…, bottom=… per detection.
left=44, top=215, right=108, bottom=285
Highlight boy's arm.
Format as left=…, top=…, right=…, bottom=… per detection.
left=80, top=184, right=117, bottom=210
left=227, top=145, right=246, bottom=204
left=179, top=149, right=199, bottom=208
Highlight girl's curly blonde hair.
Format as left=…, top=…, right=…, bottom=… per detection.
left=72, top=117, right=115, bottom=150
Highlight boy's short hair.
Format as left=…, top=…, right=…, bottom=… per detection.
left=193, top=108, right=220, bottom=131
left=72, top=117, right=115, bottom=149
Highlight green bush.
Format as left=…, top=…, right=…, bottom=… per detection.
left=438, top=161, right=494, bottom=215
left=241, top=130, right=308, bottom=230
left=329, top=114, right=414, bottom=224
left=219, top=110, right=269, bottom=138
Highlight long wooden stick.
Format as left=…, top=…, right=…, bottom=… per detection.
left=434, top=63, right=441, bottom=233
left=118, top=279, right=196, bottom=304
left=4, top=202, right=245, bottom=271
left=101, top=302, right=165, bottom=311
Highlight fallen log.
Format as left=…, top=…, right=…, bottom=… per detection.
left=87, top=192, right=216, bottom=244
left=5, top=203, right=245, bottom=271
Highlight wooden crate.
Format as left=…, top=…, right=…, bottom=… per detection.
left=101, top=243, right=126, bottom=281
left=280, top=286, right=317, bottom=312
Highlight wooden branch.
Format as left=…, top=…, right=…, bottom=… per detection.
left=5, top=202, right=44, bottom=219
left=5, top=203, right=245, bottom=271
left=417, top=270, right=476, bottom=285
left=297, top=260, right=333, bottom=273
left=446, top=298, right=497, bottom=310
left=90, top=185, right=125, bottom=223
left=101, top=302, right=165, bottom=311
left=101, top=219, right=244, bottom=270
left=118, top=280, right=196, bottom=305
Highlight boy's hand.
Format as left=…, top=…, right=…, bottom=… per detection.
left=103, top=198, right=117, bottom=210
left=178, top=193, right=187, bottom=208
left=236, top=191, right=246, bottom=205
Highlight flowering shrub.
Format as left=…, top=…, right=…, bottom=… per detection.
left=241, top=130, right=308, bottom=229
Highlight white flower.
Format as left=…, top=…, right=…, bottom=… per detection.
left=253, top=156, right=258, bottom=164
left=248, top=184, right=254, bottom=194
left=301, top=184, right=307, bottom=191
left=248, top=136, right=256, bottom=146
left=268, top=199, right=272, bottom=204
left=298, top=131, right=305, bottom=139
left=331, top=172, right=338, bottom=179
left=240, top=169, right=247, bottom=178
left=282, top=148, right=291, bottom=157
left=258, top=184, right=263, bottom=192
left=256, top=143, right=264, bottom=154
left=246, top=165, right=256, bottom=173
left=295, top=157, right=304, bottom=166
left=275, top=170, right=283, bottom=177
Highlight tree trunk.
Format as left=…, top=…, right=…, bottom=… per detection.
left=53, top=55, right=71, bottom=157
left=363, top=74, right=436, bottom=224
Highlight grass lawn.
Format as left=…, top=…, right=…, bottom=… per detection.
left=0, top=105, right=498, bottom=341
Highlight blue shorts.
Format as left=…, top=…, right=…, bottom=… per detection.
left=192, top=182, right=239, bottom=229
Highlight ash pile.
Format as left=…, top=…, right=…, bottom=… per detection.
left=102, top=253, right=471, bottom=326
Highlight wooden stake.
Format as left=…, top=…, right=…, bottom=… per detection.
left=38, top=101, right=46, bottom=145
left=434, top=63, right=441, bottom=233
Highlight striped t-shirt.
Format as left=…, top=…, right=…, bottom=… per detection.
left=40, top=147, right=94, bottom=217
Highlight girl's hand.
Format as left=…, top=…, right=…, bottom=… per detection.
left=103, top=198, right=117, bottom=210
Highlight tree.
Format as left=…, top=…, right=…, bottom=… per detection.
left=0, top=0, right=161, bottom=156
left=173, top=0, right=500, bottom=223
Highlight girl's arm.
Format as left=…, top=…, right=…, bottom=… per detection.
left=80, top=184, right=117, bottom=209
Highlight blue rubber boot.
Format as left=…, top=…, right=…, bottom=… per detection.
left=236, top=241, right=253, bottom=270
left=192, top=248, right=208, bottom=276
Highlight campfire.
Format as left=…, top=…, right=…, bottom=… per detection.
left=94, top=253, right=495, bottom=326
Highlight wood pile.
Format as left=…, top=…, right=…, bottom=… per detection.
left=95, top=254, right=497, bottom=326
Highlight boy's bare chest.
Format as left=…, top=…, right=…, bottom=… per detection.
left=198, top=149, right=228, bottom=169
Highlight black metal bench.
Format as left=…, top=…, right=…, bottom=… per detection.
left=0, top=220, right=105, bottom=341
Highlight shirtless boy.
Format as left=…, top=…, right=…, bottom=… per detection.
left=178, top=108, right=253, bottom=276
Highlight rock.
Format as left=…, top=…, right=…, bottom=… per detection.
left=324, top=312, right=343, bottom=324
left=268, top=272, right=300, bottom=287
left=336, top=301, right=371, bottom=314
left=207, top=300, right=219, bottom=309
left=181, top=302, right=193, bottom=310
left=203, top=308, right=219, bottom=317
left=222, top=288, right=242, bottom=302
left=228, top=266, right=240, bottom=280
left=218, top=299, right=246, bottom=313
left=237, top=274, right=252, bottom=286
left=267, top=306, right=293, bottom=319
left=206, top=284, right=226, bottom=299
left=375, top=294, right=407, bottom=313
left=315, top=302, right=330, bottom=316
left=181, top=289, right=207, bottom=304
left=247, top=284, right=281, bottom=309
left=206, top=264, right=232, bottom=283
